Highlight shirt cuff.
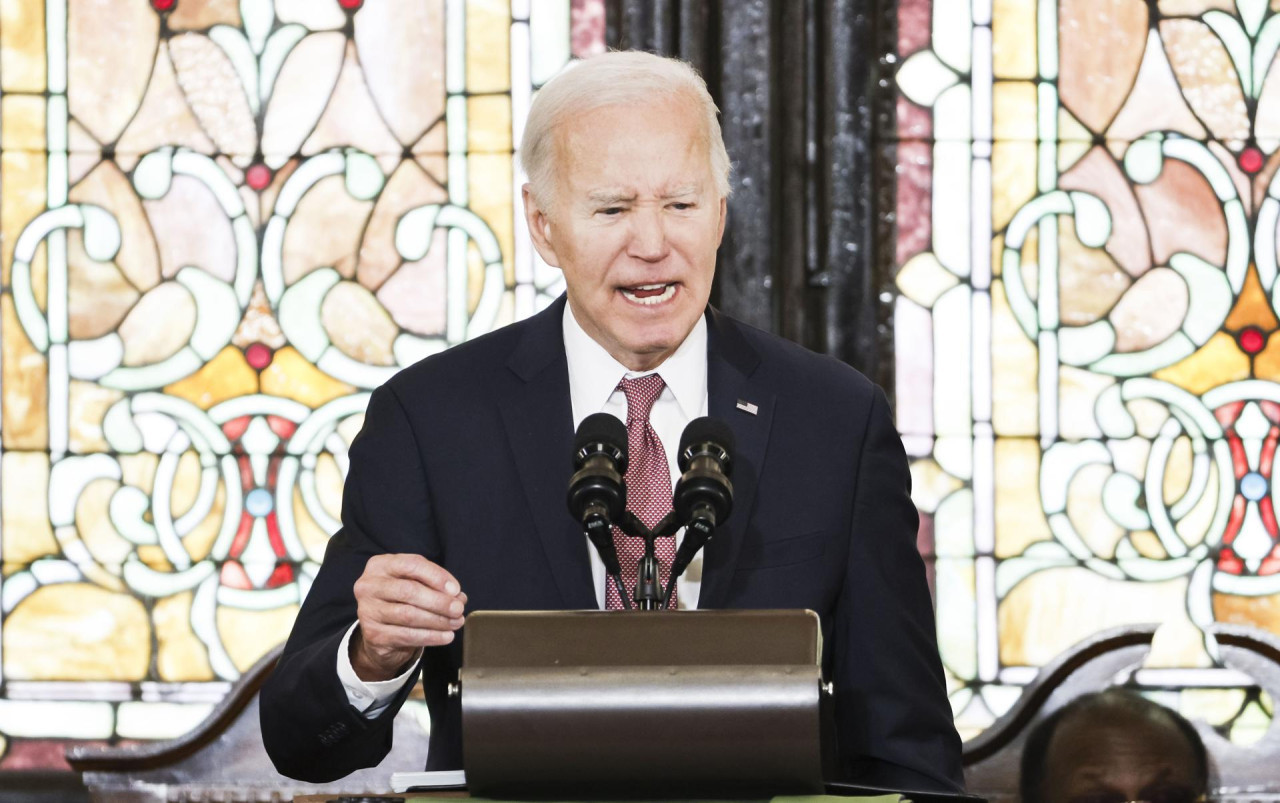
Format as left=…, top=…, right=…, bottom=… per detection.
left=336, top=621, right=420, bottom=719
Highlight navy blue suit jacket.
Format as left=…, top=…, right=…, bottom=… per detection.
left=260, top=297, right=963, bottom=792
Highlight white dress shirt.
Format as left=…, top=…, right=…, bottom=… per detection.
left=337, top=302, right=710, bottom=716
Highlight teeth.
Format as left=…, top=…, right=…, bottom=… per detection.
left=621, top=283, right=676, bottom=305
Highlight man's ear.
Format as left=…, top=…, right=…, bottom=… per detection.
left=522, top=184, right=561, bottom=267
left=716, top=196, right=728, bottom=246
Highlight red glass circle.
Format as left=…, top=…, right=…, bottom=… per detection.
left=245, top=343, right=274, bottom=370
left=246, top=164, right=272, bottom=191
left=1241, top=327, right=1266, bottom=354
left=1240, top=147, right=1265, bottom=174
left=338, top=0, right=363, bottom=9
left=151, top=0, right=176, bottom=10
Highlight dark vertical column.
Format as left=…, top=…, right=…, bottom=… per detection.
left=815, top=0, right=878, bottom=378
left=603, top=0, right=884, bottom=372
left=716, top=0, right=775, bottom=331
left=778, top=0, right=815, bottom=346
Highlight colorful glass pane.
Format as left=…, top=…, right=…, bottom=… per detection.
left=893, top=0, right=1278, bottom=740
left=0, top=0, right=597, bottom=766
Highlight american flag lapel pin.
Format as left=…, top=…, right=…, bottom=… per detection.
left=736, top=399, right=759, bottom=415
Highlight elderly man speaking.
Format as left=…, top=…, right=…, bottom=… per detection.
left=260, top=50, right=963, bottom=792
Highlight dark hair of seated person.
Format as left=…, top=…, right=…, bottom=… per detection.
left=1020, top=688, right=1210, bottom=803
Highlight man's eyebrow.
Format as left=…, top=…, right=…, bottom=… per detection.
left=660, top=184, right=700, bottom=198
left=587, top=190, right=636, bottom=204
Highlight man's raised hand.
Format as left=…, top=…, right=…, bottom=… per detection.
left=350, top=553, right=467, bottom=682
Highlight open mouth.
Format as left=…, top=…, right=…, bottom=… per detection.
left=620, top=283, right=677, bottom=305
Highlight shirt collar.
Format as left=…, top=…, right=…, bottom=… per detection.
left=562, top=301, right=707, bottom=422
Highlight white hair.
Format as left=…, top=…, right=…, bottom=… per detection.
left=519, top=50, right=732, bottom=210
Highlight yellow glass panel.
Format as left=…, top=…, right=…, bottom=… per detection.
left=75, top=477, right=133, bottom=568
left=1130, top=530, right=1167, bottom=558
left=1, top=0, right=46, bottom=91
left=1174, top=461, right=1219, bottom=548
left=2, top=452, right=56, bottom=564
left=2, top=295, right=48, bottom=450
left=1066, top=464, right=1124, bottom=558
left=1254, top=334, right=1280, bottom=381
left=995, top=439, right=1051, bottom=557
left=1000, top=569, right=1201, bottom=666
left=321, top=281, right=398, bottom=366
left=991, top=0, right=1036, bottom=79
left=1059, top=217, right=1130, bottom=327
left=293, top=486, right=332, bottom=563
left=181, top=483, right=224, bottom=564
left=1213, top=590, right=1280, bottom=639
left=467, top=0, right=511, bottom=93
left=1180, top=688, right=1247, bottom=727
left=164, top=345, right=259, bottom=410
left=315, top=453, right=344, bottom=523
left=1228, top=700, right=1271, bottom=746
left=4, top=584, right=150, bottom=680
left=216, top=604, right=299, bottom=673
left=1225, top=263, right=1280, bottom=332
left=991, top=141, right=1036, bottom=232
left=1, top=95, right=45, bottom=151
left=468, top=241, right=487, bottom=312
left=68, top=160, right=162, bottom=296
left=1059, top=366, right=1114, bottom=440
left=119, top=453, right=159, bottom=498
left=909, top=458, right=964, bottom=514
left=68, top=380, right=123, bottom=454
left=993, top=82, right=1037, bottom=141
left=154, top=591, right=215, bottom=681
left=991, top=280, right=1039, bottom=436
left=136, top=544, right=173, bottom=572
left=1162, top=435, right=1195, bottom=508
left=260, top=346, right=357, bottom=408
left=2, top=151, right=47, bottom=288
left=468, top=152, right=514, bottom=282
left=1153, top=332, right=1250, bottom=394
left=119, top=282, right=196, bottom=366
left=468, top=95, right=512, bottom=153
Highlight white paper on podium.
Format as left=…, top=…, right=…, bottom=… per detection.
left=390, top=769, right=467, bottom=792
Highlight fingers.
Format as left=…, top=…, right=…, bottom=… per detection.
left=355, top=554, right=468, bottom=655
left=378, top=553, right=462, bottom=596
left=360, top=621, right=459, bottom=650
left=376, top=577, right=464, bottom=619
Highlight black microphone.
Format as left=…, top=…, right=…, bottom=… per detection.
left=667, top=417, right=734, bottom=603
left=567, top=413, right=628, bottom=577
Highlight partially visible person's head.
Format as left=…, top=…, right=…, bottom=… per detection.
left=519, top=51, right=732, bottom=372
left=1021, top=689, right=1209, bottom=803
left=519, top=50, right=732, bottom=211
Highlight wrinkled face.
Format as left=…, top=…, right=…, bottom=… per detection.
left=523, top=95, right=727, bottom=372
left=1043, top=711, right=1204, bottom=803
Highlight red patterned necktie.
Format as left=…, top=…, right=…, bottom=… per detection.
left=605, top=374, right=677, bottom=610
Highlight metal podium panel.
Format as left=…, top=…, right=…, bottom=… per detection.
left=459, top=610, right=827, bottom=798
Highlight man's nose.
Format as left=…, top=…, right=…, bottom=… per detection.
left=626, top=209, right=670, bottom=261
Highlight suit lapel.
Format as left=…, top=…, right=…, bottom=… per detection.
left=496, top=298, right=598, bottom=609
left=698, top=308, right=775, bottom=609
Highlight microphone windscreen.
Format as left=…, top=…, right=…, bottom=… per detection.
left=574, top=412, right=628, bottom=455
left=679, top=416, right=735, bottom=456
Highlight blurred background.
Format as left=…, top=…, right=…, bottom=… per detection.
left=0, top=0, right=1276, bottom=792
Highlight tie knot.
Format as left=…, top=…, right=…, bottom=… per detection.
left=618, top=374, right=666, bottom=423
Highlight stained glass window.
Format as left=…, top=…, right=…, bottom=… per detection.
left=893, top=0, right=1279, bottom=740
left=0, top=0, right=602, bottom=769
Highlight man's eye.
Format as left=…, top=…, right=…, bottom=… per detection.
left=599, top=207, right=624, bottom=216
left=670, top=202, right=694, bottom=210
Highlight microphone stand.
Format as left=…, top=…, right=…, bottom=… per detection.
left=617, top=511, right=682, bottom=610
